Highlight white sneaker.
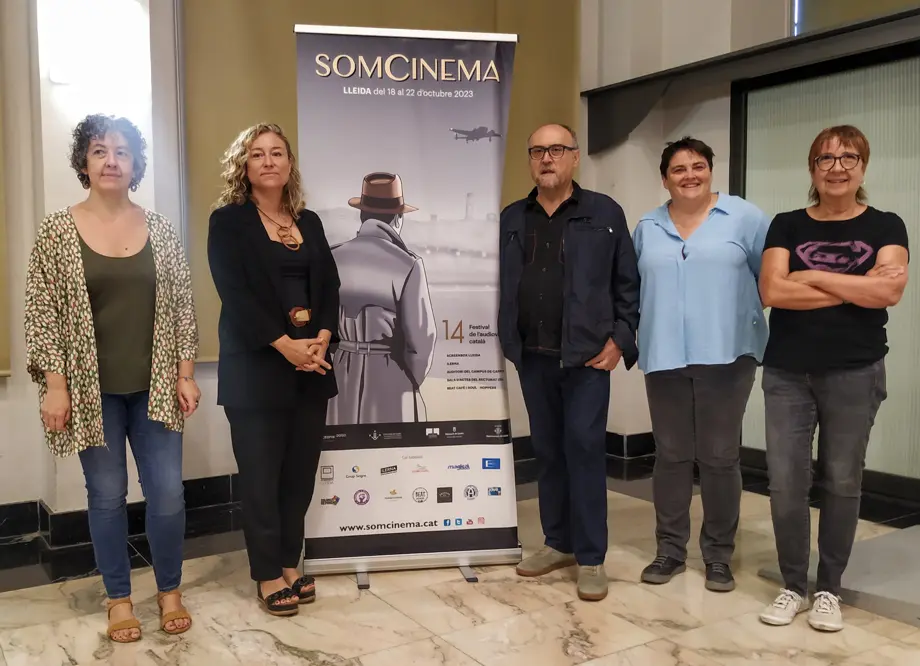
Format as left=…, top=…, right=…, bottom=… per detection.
left=808, top=592, right=843, bottom=632
left=759, top=589, right=810, bottom=626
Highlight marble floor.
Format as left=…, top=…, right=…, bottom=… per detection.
left=3, top=484, right=920, bottom=665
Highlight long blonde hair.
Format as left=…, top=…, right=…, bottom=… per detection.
left=214, top=123, right=305, bottom=218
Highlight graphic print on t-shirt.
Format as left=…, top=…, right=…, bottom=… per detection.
left=796, top=240, right=874, bottom=273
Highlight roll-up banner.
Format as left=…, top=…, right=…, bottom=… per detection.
left=294, top=24, right=521, bottom=576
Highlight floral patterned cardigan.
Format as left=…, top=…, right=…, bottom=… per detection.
left=25, top=208, right=199, bottom=457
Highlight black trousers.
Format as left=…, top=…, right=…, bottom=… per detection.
left=225, top=400, right=327, bottom=581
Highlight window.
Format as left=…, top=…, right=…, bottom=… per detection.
left=737, top=53, right=920, bottom=478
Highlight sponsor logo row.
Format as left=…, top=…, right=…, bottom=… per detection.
left=320, top=485, right=502, bottom=506
left=319, top=458, right=501, bottom=481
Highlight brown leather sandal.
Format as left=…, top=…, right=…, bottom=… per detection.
left=157, top=590, right=192, bottom=635
left=107, top=597, right=142, bottom=643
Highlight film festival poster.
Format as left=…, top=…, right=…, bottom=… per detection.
left=294, top=25, right=521, bottom=570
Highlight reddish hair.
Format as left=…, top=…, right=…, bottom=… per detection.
left=807, top=125, right=870, bottom=205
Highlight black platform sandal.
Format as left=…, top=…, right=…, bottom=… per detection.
left=256, top=582, right=299, bottom=616
left=290, top=575, right=316, bottom=604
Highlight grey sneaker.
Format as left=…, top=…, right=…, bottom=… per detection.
left=577, top=565, right=608, bottom=601
left=515, top=546, right=576, bottom=577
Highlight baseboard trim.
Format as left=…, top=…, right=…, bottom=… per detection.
left=3, top=459, right=548, bottom=547
left=740, top=446, right=920, bottom=509
left=33, top=474, right=242, bottom=549
left=513, top=432, right=656, bottom=462
left=0, top=500, right=40, bottom=542
left=607, top=432, right=656, bottom=459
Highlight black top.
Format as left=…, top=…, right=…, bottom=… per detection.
left=207, top=200, right=340, bottom=408
left=762, top=206, right=909, bottom=373
left=518, top=184, right=582, bottom=355
left=272, top=241, right=312, bottom=340
left=79, top=235, right=157, bottom=394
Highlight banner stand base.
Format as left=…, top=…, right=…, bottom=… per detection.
left=303, top=545, right=523, bottom=584
left=458, top=566, right=478, bottom=583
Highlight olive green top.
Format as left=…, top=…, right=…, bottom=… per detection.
left=78, top=234, right=157, bottom=395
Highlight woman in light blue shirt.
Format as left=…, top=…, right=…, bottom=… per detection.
left=634, top=137, right=769, bottom=594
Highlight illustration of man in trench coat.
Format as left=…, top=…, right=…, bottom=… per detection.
left=326, top=172, right=437, bottom=425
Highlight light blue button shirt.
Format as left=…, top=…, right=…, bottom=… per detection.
left=633, top=193, right=770, bottom=374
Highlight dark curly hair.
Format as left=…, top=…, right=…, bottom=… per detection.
left=69, top=114, right=148, bottom=191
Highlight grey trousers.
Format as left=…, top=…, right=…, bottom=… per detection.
left=763, top=359, right=886, bottom=597
left=645, top=356, right=757, bottom=564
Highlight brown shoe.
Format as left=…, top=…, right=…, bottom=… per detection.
left=106, top=598, right=141, bottom=643
left=158, top=590, right=192, bottom=635
left=577, top=565, right=608, bottom=601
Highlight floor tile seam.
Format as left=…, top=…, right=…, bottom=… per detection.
left=364, top=591, right=489, bottom=664
left=434, top=600, right=664, bottom=663
left=268, top=587, right=440, bottom=660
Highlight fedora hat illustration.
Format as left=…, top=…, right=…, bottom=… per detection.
left=348, top=172, right=418, bottom=215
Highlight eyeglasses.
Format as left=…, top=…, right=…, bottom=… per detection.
left=528, top=144, right=577, bottom=160
left=814, top=153, right=861, bottom=171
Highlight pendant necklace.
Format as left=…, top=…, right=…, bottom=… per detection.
left=256, top=206, right=301, bottom=251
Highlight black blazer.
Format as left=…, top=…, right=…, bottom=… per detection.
left=207, top=199, right=340, bottom=408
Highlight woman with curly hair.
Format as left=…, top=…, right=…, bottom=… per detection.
left=207, top=123, right=339, bottom=616
left=24, top=114, right=199, bottom=642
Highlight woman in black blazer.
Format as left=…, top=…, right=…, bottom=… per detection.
left=207, top=122, right=339, bottom=617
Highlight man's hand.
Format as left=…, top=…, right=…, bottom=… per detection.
left=585, top=338, right=622, bottom=371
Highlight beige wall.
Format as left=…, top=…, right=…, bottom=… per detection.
left=579, top=0, right=789, bottom=435
left=799, top=0, right=920, bottom=33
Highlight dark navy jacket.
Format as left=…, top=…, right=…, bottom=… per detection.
left=498, top=185, right=640, bottom=369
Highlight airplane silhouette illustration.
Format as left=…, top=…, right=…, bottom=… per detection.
left=450, top=126, right=502, bottom=142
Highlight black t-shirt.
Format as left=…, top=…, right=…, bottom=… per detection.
left=762, top=206, right=909, bottom=373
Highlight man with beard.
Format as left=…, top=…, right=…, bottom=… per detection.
left=498, top=123, right=639, bottom=601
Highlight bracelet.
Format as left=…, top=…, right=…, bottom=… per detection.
left=179, top=376, right=195, bottom=382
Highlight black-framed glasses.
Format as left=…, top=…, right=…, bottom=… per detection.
left=528, top=144, right=577, bottom=160
left=814, top=153, right=861, bottom=171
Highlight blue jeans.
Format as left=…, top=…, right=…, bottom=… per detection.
left=78, top=391, right=185, bottom=599
left=518, top=352, right=611, bottom=565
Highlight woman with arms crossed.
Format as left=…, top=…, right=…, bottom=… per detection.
left=25, top=114, right=199, bottom=642
left=208, top=123, right=339, bottom=617
left=758, top=125, right=908, bottom=632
